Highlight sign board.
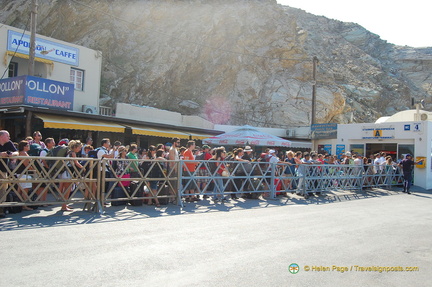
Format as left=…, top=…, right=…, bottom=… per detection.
left=311, top=123, right=337, bottom=139
left=323, top=144, right=332, bottom=154
left=350, top=144, right=364, bottom=156
left=0, top=75, right=74, bottom=110
left=7, top=30, right=79, bottom=66
left=404, top=123, right=421, bottom=132
left=362, top=125, right=395, bottom=139
left=336, top=144, right=345, bottom=159
left=412, top=123, right=421, bottom=132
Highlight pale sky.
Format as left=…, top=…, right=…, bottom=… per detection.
left=276, top=0, right=431, bottom=47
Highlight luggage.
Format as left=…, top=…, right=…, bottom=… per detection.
left=274, top=178, right=283, bottom=195
left=158, top=185, right=171, bottom=205
left=248, top=178, right=263, bottom=199
left=4, top=191, right=23, bottom=214
left=111, top=186, right=128, bottom=206
left=128, top=181, right=144, bottom=206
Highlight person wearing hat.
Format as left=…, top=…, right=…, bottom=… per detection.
left=242, top=146, right=254, bottom=161
left=343, top=151, right=353, bottom=165
left=58, top=138, right=69, bottom=146
left=268, top=150, right=280, bottom=164
left=398, top=154, right=423, bottom=194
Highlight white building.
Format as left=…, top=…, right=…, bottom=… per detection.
left=323, top=109, right=432, bottom=189
left=0, top=23, right=102, bottom=112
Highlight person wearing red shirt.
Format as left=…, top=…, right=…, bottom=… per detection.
left=183, top=140, right=200, bottom=202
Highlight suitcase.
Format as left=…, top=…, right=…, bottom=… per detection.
left=129, top=181, right=144, bottom=206
left=111, top=186, right=128, bottom=206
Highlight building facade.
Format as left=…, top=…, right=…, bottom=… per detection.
left=332, top=110, right=432, bottom=189
left=0, top=23, right=101, bottom=113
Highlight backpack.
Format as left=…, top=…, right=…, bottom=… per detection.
left=28, top=143, right=46, bottom=157
left=87, top=148, right=101, bottom=159
left=46, top=145, right=69, bottom=173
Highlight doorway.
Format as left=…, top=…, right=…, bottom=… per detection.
left=397, top=144, right=415, bottom=162
left=365, top=143, right=397, bottom=159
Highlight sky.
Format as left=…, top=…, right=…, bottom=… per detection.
left=276, top=0, right=431, bottom=47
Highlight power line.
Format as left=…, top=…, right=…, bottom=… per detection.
left=1, top=16, right=31, bottom=80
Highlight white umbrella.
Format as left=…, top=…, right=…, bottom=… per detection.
left=202, top=125, right=291, bottom=147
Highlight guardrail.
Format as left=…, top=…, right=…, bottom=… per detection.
left=0, top=156, right=405, bottom=213
left=178, top=161, right=404, bottom=202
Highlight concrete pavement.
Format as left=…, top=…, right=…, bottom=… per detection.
left=1, top=187, right=431, bottom=287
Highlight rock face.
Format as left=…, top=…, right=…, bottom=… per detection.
left=1, top=0, right=430, bottom=127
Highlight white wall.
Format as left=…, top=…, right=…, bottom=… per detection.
left=116, top=103, right=214, bottom=130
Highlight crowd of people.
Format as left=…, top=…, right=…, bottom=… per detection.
left=0, top=129, right=421, bottom=217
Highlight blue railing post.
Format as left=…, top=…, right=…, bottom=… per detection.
left=270, top=163, right=276, bottom=199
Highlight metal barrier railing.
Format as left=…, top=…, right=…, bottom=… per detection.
left=0, top=156, right=405, bottom=213
left=179, top=161, right=405, bottom=202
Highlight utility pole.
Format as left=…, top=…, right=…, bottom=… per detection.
left=28, top=0, right=38, bottom=76
left=311, top=56, right=319, bottom=126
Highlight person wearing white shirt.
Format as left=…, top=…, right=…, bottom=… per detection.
left=97, top=139, right=115, bottom=196
left=378, top=152, right=387, bottom=173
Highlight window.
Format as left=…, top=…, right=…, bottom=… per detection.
left=8, top=62, right=18, bottom=77
left=70, top=68, right=84, bottom=91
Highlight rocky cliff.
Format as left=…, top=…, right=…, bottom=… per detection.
left=1, top=0, right=431, bottom=127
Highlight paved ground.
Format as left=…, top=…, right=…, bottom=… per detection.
left=1, top=187, right=431, bottom=287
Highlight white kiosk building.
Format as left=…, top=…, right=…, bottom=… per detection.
left=336, top=109, right=432, bottom=189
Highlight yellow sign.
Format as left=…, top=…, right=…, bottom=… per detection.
left=416, top=157, right=426, bottom=168
left=373, top=130, right=382, bottom=137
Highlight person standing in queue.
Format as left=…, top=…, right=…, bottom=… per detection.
left=168, top=137, right=181, bottom=197
left=183, top=140, right=200, bottom=202
left=97, top=139, right=115, bottom=198
left=0, top=130, right=17, bottom=218
left=398, top=154, right=423, bottom=194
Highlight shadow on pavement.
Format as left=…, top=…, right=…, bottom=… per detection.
left=1, top=186, right=430, bottom=231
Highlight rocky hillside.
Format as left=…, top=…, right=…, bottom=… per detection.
left=1, top=0, right=431, bottom=127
